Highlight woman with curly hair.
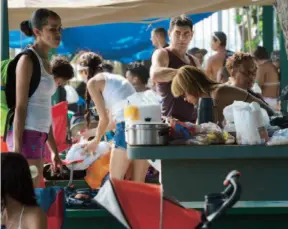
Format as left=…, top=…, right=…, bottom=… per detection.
left=223, top=52, right=270, bottom=104
left=171, top=66, right=275, bottom=127
left=225, top=52, right=257, bottom=90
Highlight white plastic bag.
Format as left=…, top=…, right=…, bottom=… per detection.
left=224, top=103, right=270, bottom=127
left=223, top=105, right=234, bottom=123
left=223, top=123, right=236, bottom=133
left=30, top=165, right=39, bottom=179
left=66, top=138, right=111, bottom=170
left=147, top=159, right=161, bottom=172
left=233, top=101, right=268, bottom=145
left=126, top=90, right=162, bottom=106
left=267, top=129, right=288, bottom=145
left=64, top=85, right=79, bottom=104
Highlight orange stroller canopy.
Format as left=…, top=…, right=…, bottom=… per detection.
left=94, top=171, right=241, bottom=229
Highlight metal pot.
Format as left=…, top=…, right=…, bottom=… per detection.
left=125, top=124, right=170, bottom=146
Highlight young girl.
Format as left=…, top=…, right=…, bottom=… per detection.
left=6, top=8, right=63, bottom=187
left=1, top=153, right=47, bottom=229
left=78, top=52, right=149, bottom=182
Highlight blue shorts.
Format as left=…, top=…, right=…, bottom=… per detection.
left=113, top=122, right=127, bottom=150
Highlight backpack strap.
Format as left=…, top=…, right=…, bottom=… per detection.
left=3, top=49, right=41, bottom=141
left=5, top=48, right=41, bottom=108
left=20, top=49, right=42, bottom=98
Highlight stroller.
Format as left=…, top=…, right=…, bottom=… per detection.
left=95, top=170, right=241, bottom=229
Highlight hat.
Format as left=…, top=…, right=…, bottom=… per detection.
left=188, top=47, right=207, bottom=56
left=213, top=31, right=227, bottom=46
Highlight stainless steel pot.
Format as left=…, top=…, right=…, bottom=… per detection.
left=125, top=124, right=170, bottom=146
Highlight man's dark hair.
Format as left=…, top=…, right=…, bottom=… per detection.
left=254, top=46, right=269, bottom=60
left=213, top=31, right=227, bottom=47
left=152, top=27, right=167, bottom=38
left=169, top=15, right=193, bottom=31
left=127, top=62, right=149, bottom=85
left=51, top=55, right=74, bottom=80
left=102, top=63, right=114, bottom=73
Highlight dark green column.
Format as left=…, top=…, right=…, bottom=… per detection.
left=280, top=31, right=288, bottom=113
left=262, top=6, right=274, bottom=56
left=1, top=0, right=9, bottom=60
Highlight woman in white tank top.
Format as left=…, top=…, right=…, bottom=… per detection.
left=7, top=9, right=64, bottom=188
left=78, top=52, right=149, bottom=182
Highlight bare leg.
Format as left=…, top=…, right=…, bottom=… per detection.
left=132, top=160, right=150, bottom=183
left=27, top=158, right=44, bottom=188
left=109, top=147, right=131, bottom=180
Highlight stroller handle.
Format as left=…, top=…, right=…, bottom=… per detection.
left=205, top=170, right=242, bottom=225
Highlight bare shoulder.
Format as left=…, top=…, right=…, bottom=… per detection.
left=17, top=55, right=33, bottom=71
left=151, top=48, right=169, bottom=66
left=207, top=53, right=217, bottom=62
left=18, top=54, right=33, bottom=63
left=214, top=85, right=246, bottom=99
left=87, top=73, right=106, bottom=90
left=23, top=206, right=47, bottom=229
left=153, top=48, right=168, bottom=59
left=25, top=206, right=46, bottom=219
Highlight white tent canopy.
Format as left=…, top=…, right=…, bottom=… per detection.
left=8, top=0, right=273, bottom=30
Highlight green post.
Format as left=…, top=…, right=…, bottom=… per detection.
left=280, top=31, right=288, bottom=113
left=1, top=0, right=9, bottom=60
left=262, top=6, right=274, bottom=55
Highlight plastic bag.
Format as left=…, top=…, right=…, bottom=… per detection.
left=186, top=131, right=235, bottom=145
left=168, top=118, right=202, bottom=139
left=64, top=85, right=79, bottom=104
left=224, top=103, right=270, bottom=128
left=85, top=152, right=111, bottom=189
left=223, top=123, right=236, bottom=134
left=147, top=159, right=161, bottom=172
left=267, top=128, right=288, bottom=145
left=223, top=105, right=234, bottom=123
left=224, top=103, right=270, bottom=127
left=126, top=90, right=162, bottom=105
left=233, top=101, right=268, bottom=145
left=65, top=138, right=111, bottom=170
left=199, top=122, right=222, bottom=133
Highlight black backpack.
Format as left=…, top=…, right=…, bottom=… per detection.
left=2, top=49, right=41, bottom=140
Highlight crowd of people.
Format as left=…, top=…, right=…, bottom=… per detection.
left=1, top=8, right=283, bottom=229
